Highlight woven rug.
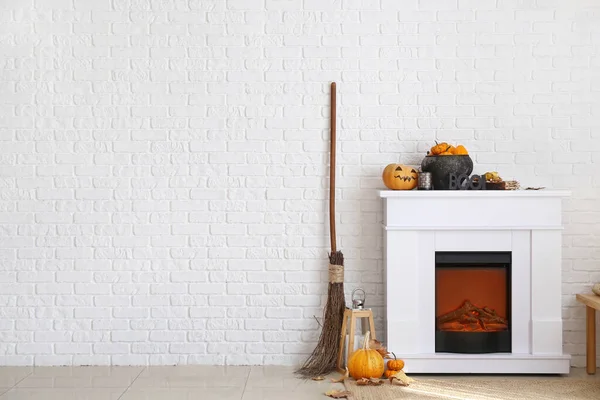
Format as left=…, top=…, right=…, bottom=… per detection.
left=345, top=377, right=600, bottom=400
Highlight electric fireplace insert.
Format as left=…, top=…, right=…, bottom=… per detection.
left=435, top=251, right=511, bottom=354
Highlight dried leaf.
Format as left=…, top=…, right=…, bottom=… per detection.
left=368, top=339, right=389, bottom=358
left=325, top=389, right=352, bottom=398
left=311, top=376, right=325, bottom=381
left=356, top=377, right=384, bottom=386
left=330, top=368, right=349, bottom=383
left=376, top=348, right=389, bottom=358
left=389, top=370, right=415, bottom=387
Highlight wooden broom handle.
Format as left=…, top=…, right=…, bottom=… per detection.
left=329, top=82, right=337, bottom=252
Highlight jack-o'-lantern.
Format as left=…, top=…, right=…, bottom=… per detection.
left=382, top=164, right=418, bottom=190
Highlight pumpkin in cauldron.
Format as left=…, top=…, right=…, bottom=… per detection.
left=382, top=164, right=418, bottom=190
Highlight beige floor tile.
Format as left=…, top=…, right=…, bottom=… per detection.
left=244, top=365, right=300, bottom=389
left=16, top=367, right=143, bottom=388
left=243, top=368, right=344, bottom=400
left=29, top=366, right=143, bottom=377
left=119, top=387, right=244, bottom=400
left=242, top=385, right=343, bottom=400
left=0, top=368, right=33, bottom=387
left=248, top=366, right=296, bottom=378
left=567, top=367, right=600, bottom=379
left=139, top=365, right=249, bottom=378
left=0, top=388, right=125, bottom=400
left=131, top=365, right=248, bottom=388
left=130, top=375, right=247, bottom=388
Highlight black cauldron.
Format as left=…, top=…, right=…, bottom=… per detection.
left=421, top=155, right=474, bottom=190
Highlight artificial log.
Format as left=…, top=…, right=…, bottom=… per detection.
left=437, top=300, right=508, bottom=332
left=437, top=300, right=477, bottom=324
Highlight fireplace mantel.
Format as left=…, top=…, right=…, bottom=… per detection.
left=379, top=190, right=570, bottom=197
left=379, top=190, right=571, bottom=374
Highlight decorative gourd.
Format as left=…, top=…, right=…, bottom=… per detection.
left=382, top=164, right=418, bottom=190
left=384, top=369, right=398, bottom=378
left=348, top=331, right=385, bottom=380
left=429, top=142, right=468, bottom=156
left=430, top=141, right=451, bottom=155
left=453, top=145, right=468, bottom=155
left=386, top=352, right=405, bottom=371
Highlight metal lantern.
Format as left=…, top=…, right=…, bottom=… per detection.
left=352, top=288, right=366, bottom=309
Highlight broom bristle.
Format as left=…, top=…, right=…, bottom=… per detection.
left=295, top=251, right=345, bottom=378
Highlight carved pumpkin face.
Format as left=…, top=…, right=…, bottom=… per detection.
left=382, top=164, right=418, bottom=190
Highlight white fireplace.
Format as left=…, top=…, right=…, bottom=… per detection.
left=379, top=190, right=571, bottom=374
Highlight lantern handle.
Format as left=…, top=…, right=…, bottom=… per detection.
left=351, top=288, right=366, bottom=304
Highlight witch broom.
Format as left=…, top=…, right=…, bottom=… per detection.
left=296, top=82, right=346, bottom=378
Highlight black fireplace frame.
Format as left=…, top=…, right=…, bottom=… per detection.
left=434, top=251, right=512, bottom=354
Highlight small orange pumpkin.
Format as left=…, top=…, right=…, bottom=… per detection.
left=382, top=164, right=418, bottom=190
left=384, top=369, right=398, bottom=378
left=453, top=145, right=468, bottom=155
left=347, top=331, right=385, bottom=380
left=386, top=352, right=405, bottom=371
left=430, top=141, right=451, bottom=155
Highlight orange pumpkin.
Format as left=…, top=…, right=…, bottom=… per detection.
left=382, top=164, right=418, bottom=190
left=347, top=331, right=385, bottom=380
left=386, top=352, right=405, bottom=371
left=453, top=145, right=468, bottom=155
left=430, top=141, right=451, bottom=155
left=384, top=369, right=398, bottom=378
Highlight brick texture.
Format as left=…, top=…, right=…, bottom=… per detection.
left=0, top=0, right=599, bottom=367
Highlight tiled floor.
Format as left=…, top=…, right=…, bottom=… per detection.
left=0, top=366, right=344, bottom=400
left=0, top=366, right=597, bottom=399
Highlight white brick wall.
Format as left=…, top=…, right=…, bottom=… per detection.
left=0, top=0, right=599, bottom=367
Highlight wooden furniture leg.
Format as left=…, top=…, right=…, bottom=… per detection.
left=368, top=311, right=376, bottom=340
left=337, top=309, right=378, bottom=372
left=347, top=312, right=357, bottom=362
left=587, top=305, right=596, bottom=375
left=337, top=310, right=350, bottom=373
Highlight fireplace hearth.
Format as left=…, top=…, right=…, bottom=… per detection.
left=435, top=252, right=511, bottom=354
